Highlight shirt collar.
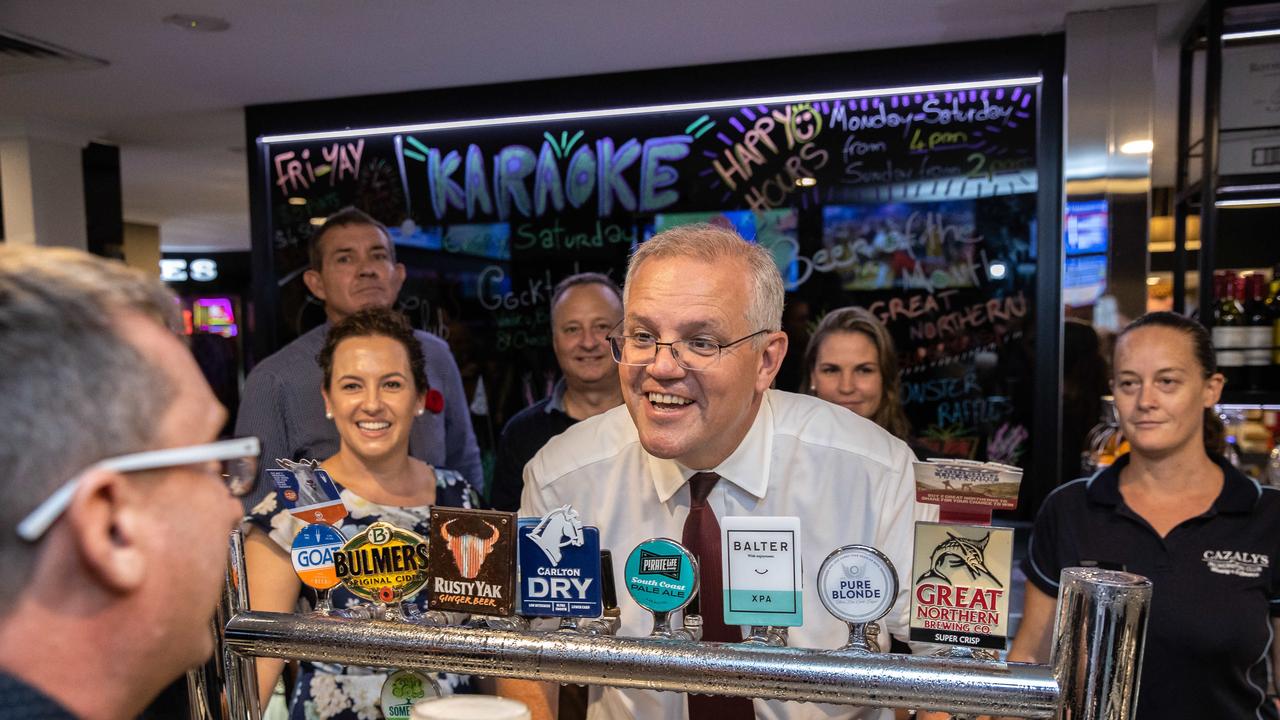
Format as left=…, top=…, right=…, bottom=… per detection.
left=1086, top=452, right=1261, bottom=514
left=544, top=377, right=569, bottom=415
left=650, top=391, right=774, bottom=503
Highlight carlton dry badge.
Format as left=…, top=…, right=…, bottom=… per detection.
left=909, top=522, right=1013, bottom=649
left=428, top=507, right=517, bottom=615
left=333, top=522, right=429, bottom=603
left=721, top=516, right=803, bottom=626
left=290, top=523, right=346, bottom=591
left=518, top=505, right=603, bottom=618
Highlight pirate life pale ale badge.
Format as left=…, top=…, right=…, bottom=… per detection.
left=333, top=521, right=429, bottom=603
left=427, top=507, right=517, bottom=616
left=268, top=458, right=348, bottom=525
left=913, top=459, right=1023, bottom=511
left=518, top=505, right=603, bottom=618
left=721, top=516, right=803, bottom=626
left=290, top=523, right=346, bottom=591
left=624, top=538, right=697, bottom=614
left=817, top=545, right=898, bottom=626
left=909, top=522, right=1014, bottom=649
left=379, top=669, right=442, bottom=720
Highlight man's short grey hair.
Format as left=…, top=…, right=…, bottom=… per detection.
left=624, top=223, right=784, bottom=334
left=0, top=246, right=180, bottom=605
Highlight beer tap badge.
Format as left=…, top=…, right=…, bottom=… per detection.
left=817, top=545, right=897, bottom=626
left=721, top=516, right=803, bottom=626
left=427, top=507, right=517, bottom=615
left=268, top=459, right=348, bottom=525
left=908, top=522, right=1013, bottom=649
left=518, top=505, right=603, bottom=618
left=332, top=521, right=429, bottom=603
left=290, top=523, right=346, bottom=591
left=913, top=459, right=1023, bottom=511
left=624, top=538, right=697, bottom=614
left=379, top=669, right=441, bottom=720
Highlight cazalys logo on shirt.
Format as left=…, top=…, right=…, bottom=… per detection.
left=1202, top=549, right=1270, bottom=578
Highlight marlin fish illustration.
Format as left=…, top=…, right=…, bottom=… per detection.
left=915, top=532, right=1003, bottom=587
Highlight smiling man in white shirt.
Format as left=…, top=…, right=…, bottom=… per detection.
left=499, top=223, right=922, bottom=720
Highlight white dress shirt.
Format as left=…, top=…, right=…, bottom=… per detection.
left=520, top=389, right=933, bottom=720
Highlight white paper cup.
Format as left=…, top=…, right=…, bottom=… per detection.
left=410, top=695, right=531, bottom=720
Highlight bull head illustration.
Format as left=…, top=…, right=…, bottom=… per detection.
left=440, top=519, right=501, bottom=579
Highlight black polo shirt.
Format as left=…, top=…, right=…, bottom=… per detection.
left=1025, top=454, right=1280, bottom=720
left=0, top=670, right=77, bottom=719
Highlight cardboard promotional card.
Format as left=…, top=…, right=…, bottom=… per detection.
left=721, top=516, right=803, bottom=627
left=913, top=459, right=1023, bottom=511
left=518, top=506, right=603, bottom=618
left=268, top=459, right=348, bottom=525
left=909, top=522, right=1013, bottom=649
left=428, top=507, right=517, bottom=616
left=332, top=521, right=429, bottom=603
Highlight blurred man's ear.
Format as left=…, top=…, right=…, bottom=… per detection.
left=66, top=468, right=148, bottom=593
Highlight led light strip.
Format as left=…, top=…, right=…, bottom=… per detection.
left=1215, top=197, right=1280, bottom=208
left=258, top=75, right=1042, bottom=145
left=1222, top=28, right=1280, bottom=41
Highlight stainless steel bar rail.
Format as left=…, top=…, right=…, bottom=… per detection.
left=226, top=611, right=1058, bottom=717
left=223, top=567, right=1151, bottom=718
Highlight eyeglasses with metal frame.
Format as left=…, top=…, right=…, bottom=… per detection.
left=607, top=328, right=769, bottom=371
left=16, top=436, right=261, bottom=542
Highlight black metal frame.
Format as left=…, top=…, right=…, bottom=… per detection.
left=1174, top=0, right=1280, bottom=407
left=245, top=33, right=1067, bottom=501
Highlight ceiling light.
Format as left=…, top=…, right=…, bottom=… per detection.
left=288, top=197, right=307, bottom=206
left=162, top=14, right=230, bottom=32
left=309, top=217, right=326, bottom=226
left=1119, top=139, right=1153, bottom=155
left=1215, top=198, right=1280, bottom=208
left=259, top=75, right=1042, bottom=144
left=1223, top=28, right=1280, bottom=41
left=1146, top=276, right=1161, bottom=285
left=987, top=261, right=1008, bottom=280
left=794, top=177, right=817, bottom=188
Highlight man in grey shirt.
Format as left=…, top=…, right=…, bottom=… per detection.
left=235, top=207, right=482, bottom=509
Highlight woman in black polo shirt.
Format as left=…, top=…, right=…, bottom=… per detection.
left=1011, top=312, right=1280, bottom=719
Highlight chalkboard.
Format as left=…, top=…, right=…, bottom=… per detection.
left=262, top=82, right=1042, bottom=476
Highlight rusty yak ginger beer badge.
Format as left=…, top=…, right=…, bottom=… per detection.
left=909, top=522, right=1013, bottom=649
left=428, top=508, right=517, bottom=615
left=333, top=521, right=430, bottom=603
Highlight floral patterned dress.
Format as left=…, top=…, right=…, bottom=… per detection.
left=245, top=468, right=481, bottom=720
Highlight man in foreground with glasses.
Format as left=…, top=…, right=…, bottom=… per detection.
left=500, top=224, right=920, bottom=720
left=0, top=246, right=254, bottom=719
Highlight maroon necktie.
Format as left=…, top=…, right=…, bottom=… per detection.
left=682, top=471, right=755, bottom=719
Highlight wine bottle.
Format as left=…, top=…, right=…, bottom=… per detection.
left=1212, top=271, right=1246, bottom=388
left=1244, top=273, right=1271, bottom=390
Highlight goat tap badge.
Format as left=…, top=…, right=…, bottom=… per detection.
left=427, top=507, right=517, bottom=615
left=909, top=522, right=1012, bottom=649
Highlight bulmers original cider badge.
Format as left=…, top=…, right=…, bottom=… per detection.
left=333, top=522, right=429, bottom=603
left=428, top=507, right=517, bottom=615
left=909, top=522, right=1013, bottom=649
